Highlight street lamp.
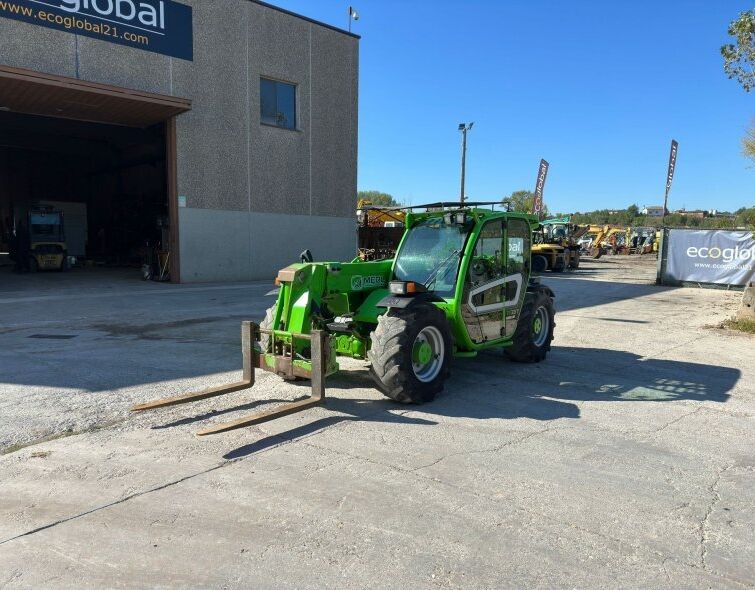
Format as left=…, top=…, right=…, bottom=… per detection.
left=348, top=6, right=359, bottom=32
left=458, top=122, right=474, bottom=206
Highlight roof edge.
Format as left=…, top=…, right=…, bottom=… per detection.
left=246, top=0, right=361, bottom=39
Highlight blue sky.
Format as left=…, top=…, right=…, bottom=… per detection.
left=273, top=0, right=753, bottom=213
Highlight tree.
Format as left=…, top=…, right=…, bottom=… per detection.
left=507, top=190, right=550, bottom=217
left=736, top=207, right=755, bottom=228
left=357, top=190, right=400, bottom=207
left=721, top=10, right=755, bottom=91
left=744, top=121, right=755, bottom=163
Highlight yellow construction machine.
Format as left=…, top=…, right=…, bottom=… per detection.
left=28, top=207, right=69, bottom=271
left=531, top=216, right=587, bottom=272
left=578, top=224, right=628, bottom=259
left=356, top=199, right=406, bottom=261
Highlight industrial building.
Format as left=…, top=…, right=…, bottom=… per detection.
left=0, top=0, right=359, bottom=282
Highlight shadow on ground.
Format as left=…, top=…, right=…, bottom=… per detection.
left=220, top=346, right=739, bottom=459
left=2, top=271, right=675, bottom=392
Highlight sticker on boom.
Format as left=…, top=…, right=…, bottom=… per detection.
left=351, top=275, right=386, bottom=290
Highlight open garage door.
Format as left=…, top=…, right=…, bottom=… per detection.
left=0, top=65, right=190, bottom=283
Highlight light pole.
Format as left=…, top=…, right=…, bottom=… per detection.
left=458, top=122, right=473, bottom=205
left=348, top=6, right=359, bottom=32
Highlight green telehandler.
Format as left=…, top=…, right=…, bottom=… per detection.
left=133, top=202, right=556, bottom=434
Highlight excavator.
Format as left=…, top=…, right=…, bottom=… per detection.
left=578, top=224, right=627, bottom=259
left=626, top=227, right=658, bottom=254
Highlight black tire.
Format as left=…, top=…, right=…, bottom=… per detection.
left=258, top=304, right=306, bottom=381
left=29, top=256, right=38, bottom=273
left=505, top=287, right=555, bottom=363
left=368, top=303, right=451, bottom=404
left=532, top=255, right=548, bottom=273
left=258, top=305, right=275, bottom=353
left=569, top=254, right=580, bottom=269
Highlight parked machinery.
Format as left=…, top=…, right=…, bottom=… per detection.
left=27, top=207, right=69, bottom=271
left=356, top=199, right=406, bottom=261
left=531, top=216, right=587, bottom=271
left=627, top=227, right=658, bottom=254
left=578, top=224, right=629, bottom=259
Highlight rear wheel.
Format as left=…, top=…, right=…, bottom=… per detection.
left=368, top=303, right=451, bottom=403
left=505, top=287, right=555, bottom=363
left=569, top=253, right=580, bottom=269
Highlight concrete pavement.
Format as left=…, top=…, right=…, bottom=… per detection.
left=0, top=259, right=753, bottom=588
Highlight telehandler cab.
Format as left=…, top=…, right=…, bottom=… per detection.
left=133, top=202, right=556, bottom=433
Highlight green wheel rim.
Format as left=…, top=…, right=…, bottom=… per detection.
left=532, top=307, right=549, bottom=348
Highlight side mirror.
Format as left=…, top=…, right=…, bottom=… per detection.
left=300, top=249, right=313, bottom=263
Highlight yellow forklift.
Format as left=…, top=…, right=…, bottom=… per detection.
left=532, top=217, right=587, bottom=272
left=28, top=207, right=69, bottom=271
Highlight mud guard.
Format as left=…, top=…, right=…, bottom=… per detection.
left=376, top=292, right=445, bottom=309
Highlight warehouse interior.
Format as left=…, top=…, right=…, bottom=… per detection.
left=0, top=111, right=170, bottom=278
left=0, top=66, right=190, bottom=284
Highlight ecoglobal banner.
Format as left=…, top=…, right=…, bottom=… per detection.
left=0, top=0, right=193, bottom=60
left=664, top=229, right=755, bottom=287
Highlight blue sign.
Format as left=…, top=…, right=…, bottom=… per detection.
left=0, top=0, right=193, bottom=61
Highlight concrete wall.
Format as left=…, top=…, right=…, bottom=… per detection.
left=0, top=0, right=359, bottom=282
left=178, top=208, right=356, bottom=281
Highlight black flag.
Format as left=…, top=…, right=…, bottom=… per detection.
left=663, top=140, right=678, bottom=220
left=533, top=159, right=549, bottom=221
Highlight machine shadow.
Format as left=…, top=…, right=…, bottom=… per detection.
left=537, top=277, right=677, bottom=314
left=222, top=346, right=739, bottom=460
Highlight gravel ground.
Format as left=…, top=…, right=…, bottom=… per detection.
left=0, top=257, right=753, bottom=589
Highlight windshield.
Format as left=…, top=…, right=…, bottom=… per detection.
left=393, top=216, right=470, bottom=296
left=30, top=213, right=64, bottom=241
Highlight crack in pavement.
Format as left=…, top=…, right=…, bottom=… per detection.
left=651, top=406, right=705, bottom=437
left=700, top=463, right=733, bottom=572
left=0, top=461, right=229, bottom=547
left=409, top=426, right=555, bottom=472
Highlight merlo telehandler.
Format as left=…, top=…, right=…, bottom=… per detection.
left=133, top=202, right=556, bottom=434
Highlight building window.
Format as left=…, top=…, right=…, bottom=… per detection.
left=260, top=78, right=297, bottom=130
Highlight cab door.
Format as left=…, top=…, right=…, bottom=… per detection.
left=460, top=217, right=531, bottom=344
left=502, top=217, right=531, bottom=337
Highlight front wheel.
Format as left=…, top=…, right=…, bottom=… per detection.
left=258, top=305, right=275, bottom=353
left=532, top=255, right=548, bottom=273
left=368, top=303, right=451, bottom=403
left=505, top=287, right=555, bottom=363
